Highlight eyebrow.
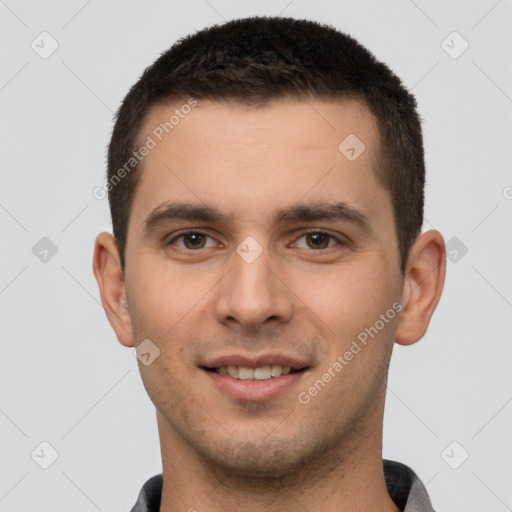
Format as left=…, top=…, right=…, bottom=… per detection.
left=142, top=200, right=372, bottom=237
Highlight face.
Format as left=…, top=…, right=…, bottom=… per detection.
left=121, top=98, right=405, bottom=477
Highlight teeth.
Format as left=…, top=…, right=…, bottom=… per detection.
left=270, top=364, right=282, bottom=377
left=215, top=365, right=296, bottom=380
left=227, top=365, right=238, bottom=378
left=253, top=366, right=271, bottom=380
left=238, top=367, right=254, bottom=380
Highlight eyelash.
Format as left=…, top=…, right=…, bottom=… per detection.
left=166, top=229, right=345, bottom=252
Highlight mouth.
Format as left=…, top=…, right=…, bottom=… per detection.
left=202, top=364, right=306, bottom=381
left=200, top=356, right=311, bottom=401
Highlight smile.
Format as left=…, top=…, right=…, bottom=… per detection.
left=202, top=365, right=309, bottom=401
left=206, top=365, right=302, bottom=381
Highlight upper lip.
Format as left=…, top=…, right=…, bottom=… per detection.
left=201, top=353, right=311, bottom=370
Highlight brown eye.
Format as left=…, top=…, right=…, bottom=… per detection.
left=306, top=233, right=330, bottom=249
left=295, top=232, right=341, bottom=250
left=168, top=231, right=216, bottom=250
left=182, top=233, right=206, bottom=249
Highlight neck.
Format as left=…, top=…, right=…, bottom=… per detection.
left=157, top=393, right=399, bottom=512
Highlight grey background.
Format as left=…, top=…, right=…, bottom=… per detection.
left=1, top=1, right=511, bottom=510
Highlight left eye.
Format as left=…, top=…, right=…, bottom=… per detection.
left=294, top=232, right=341, bottom=250
left=168, top=232, right=217, bottom=250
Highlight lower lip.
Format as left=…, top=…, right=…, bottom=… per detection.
left=203, top=369, right=307, bottom=401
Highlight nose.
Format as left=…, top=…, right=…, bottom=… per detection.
left=213, top=242, right=294, bottom=331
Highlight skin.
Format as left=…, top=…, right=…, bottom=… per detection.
left=93, top=97, right=446, bottom=511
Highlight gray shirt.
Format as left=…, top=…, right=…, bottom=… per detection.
left=130, top=459, right=436, bottom=511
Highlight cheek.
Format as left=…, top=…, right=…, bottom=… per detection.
left=127, top=259, right=216, bottom=340
left=294, top=263, right=383, bottom=336
left=296, top=259, right=399, bottom=385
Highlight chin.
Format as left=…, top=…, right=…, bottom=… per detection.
left=202, top=436, right=324, bottom=481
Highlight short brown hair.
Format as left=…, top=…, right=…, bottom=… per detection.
left=107, top=16, right=425, bottom=273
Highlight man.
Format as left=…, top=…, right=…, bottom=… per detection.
left=93, top=16, right=446, bottom=512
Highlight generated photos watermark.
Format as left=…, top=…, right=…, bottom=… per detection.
left=297, top=301, right=402, bottom=405
left=92, top=97, right=198, bottom=200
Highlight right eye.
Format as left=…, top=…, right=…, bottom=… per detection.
left=167, top=231, right=218, bottom=250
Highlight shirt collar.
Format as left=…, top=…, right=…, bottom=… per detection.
left=130, top=459, right=436, bottom=512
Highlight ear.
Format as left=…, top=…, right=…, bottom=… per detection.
left=395, top=230, right=446, bottom=346
left=92, top=232, right=134, bottom=347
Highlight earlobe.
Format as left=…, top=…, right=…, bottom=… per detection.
left=92, top=232, right=135, bottom=347
left=394, top=230, right=446, bottom=346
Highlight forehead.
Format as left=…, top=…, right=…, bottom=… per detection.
left=140, top=96, right=379, bottom=153
left=130, top=97, right=390, bottom=231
